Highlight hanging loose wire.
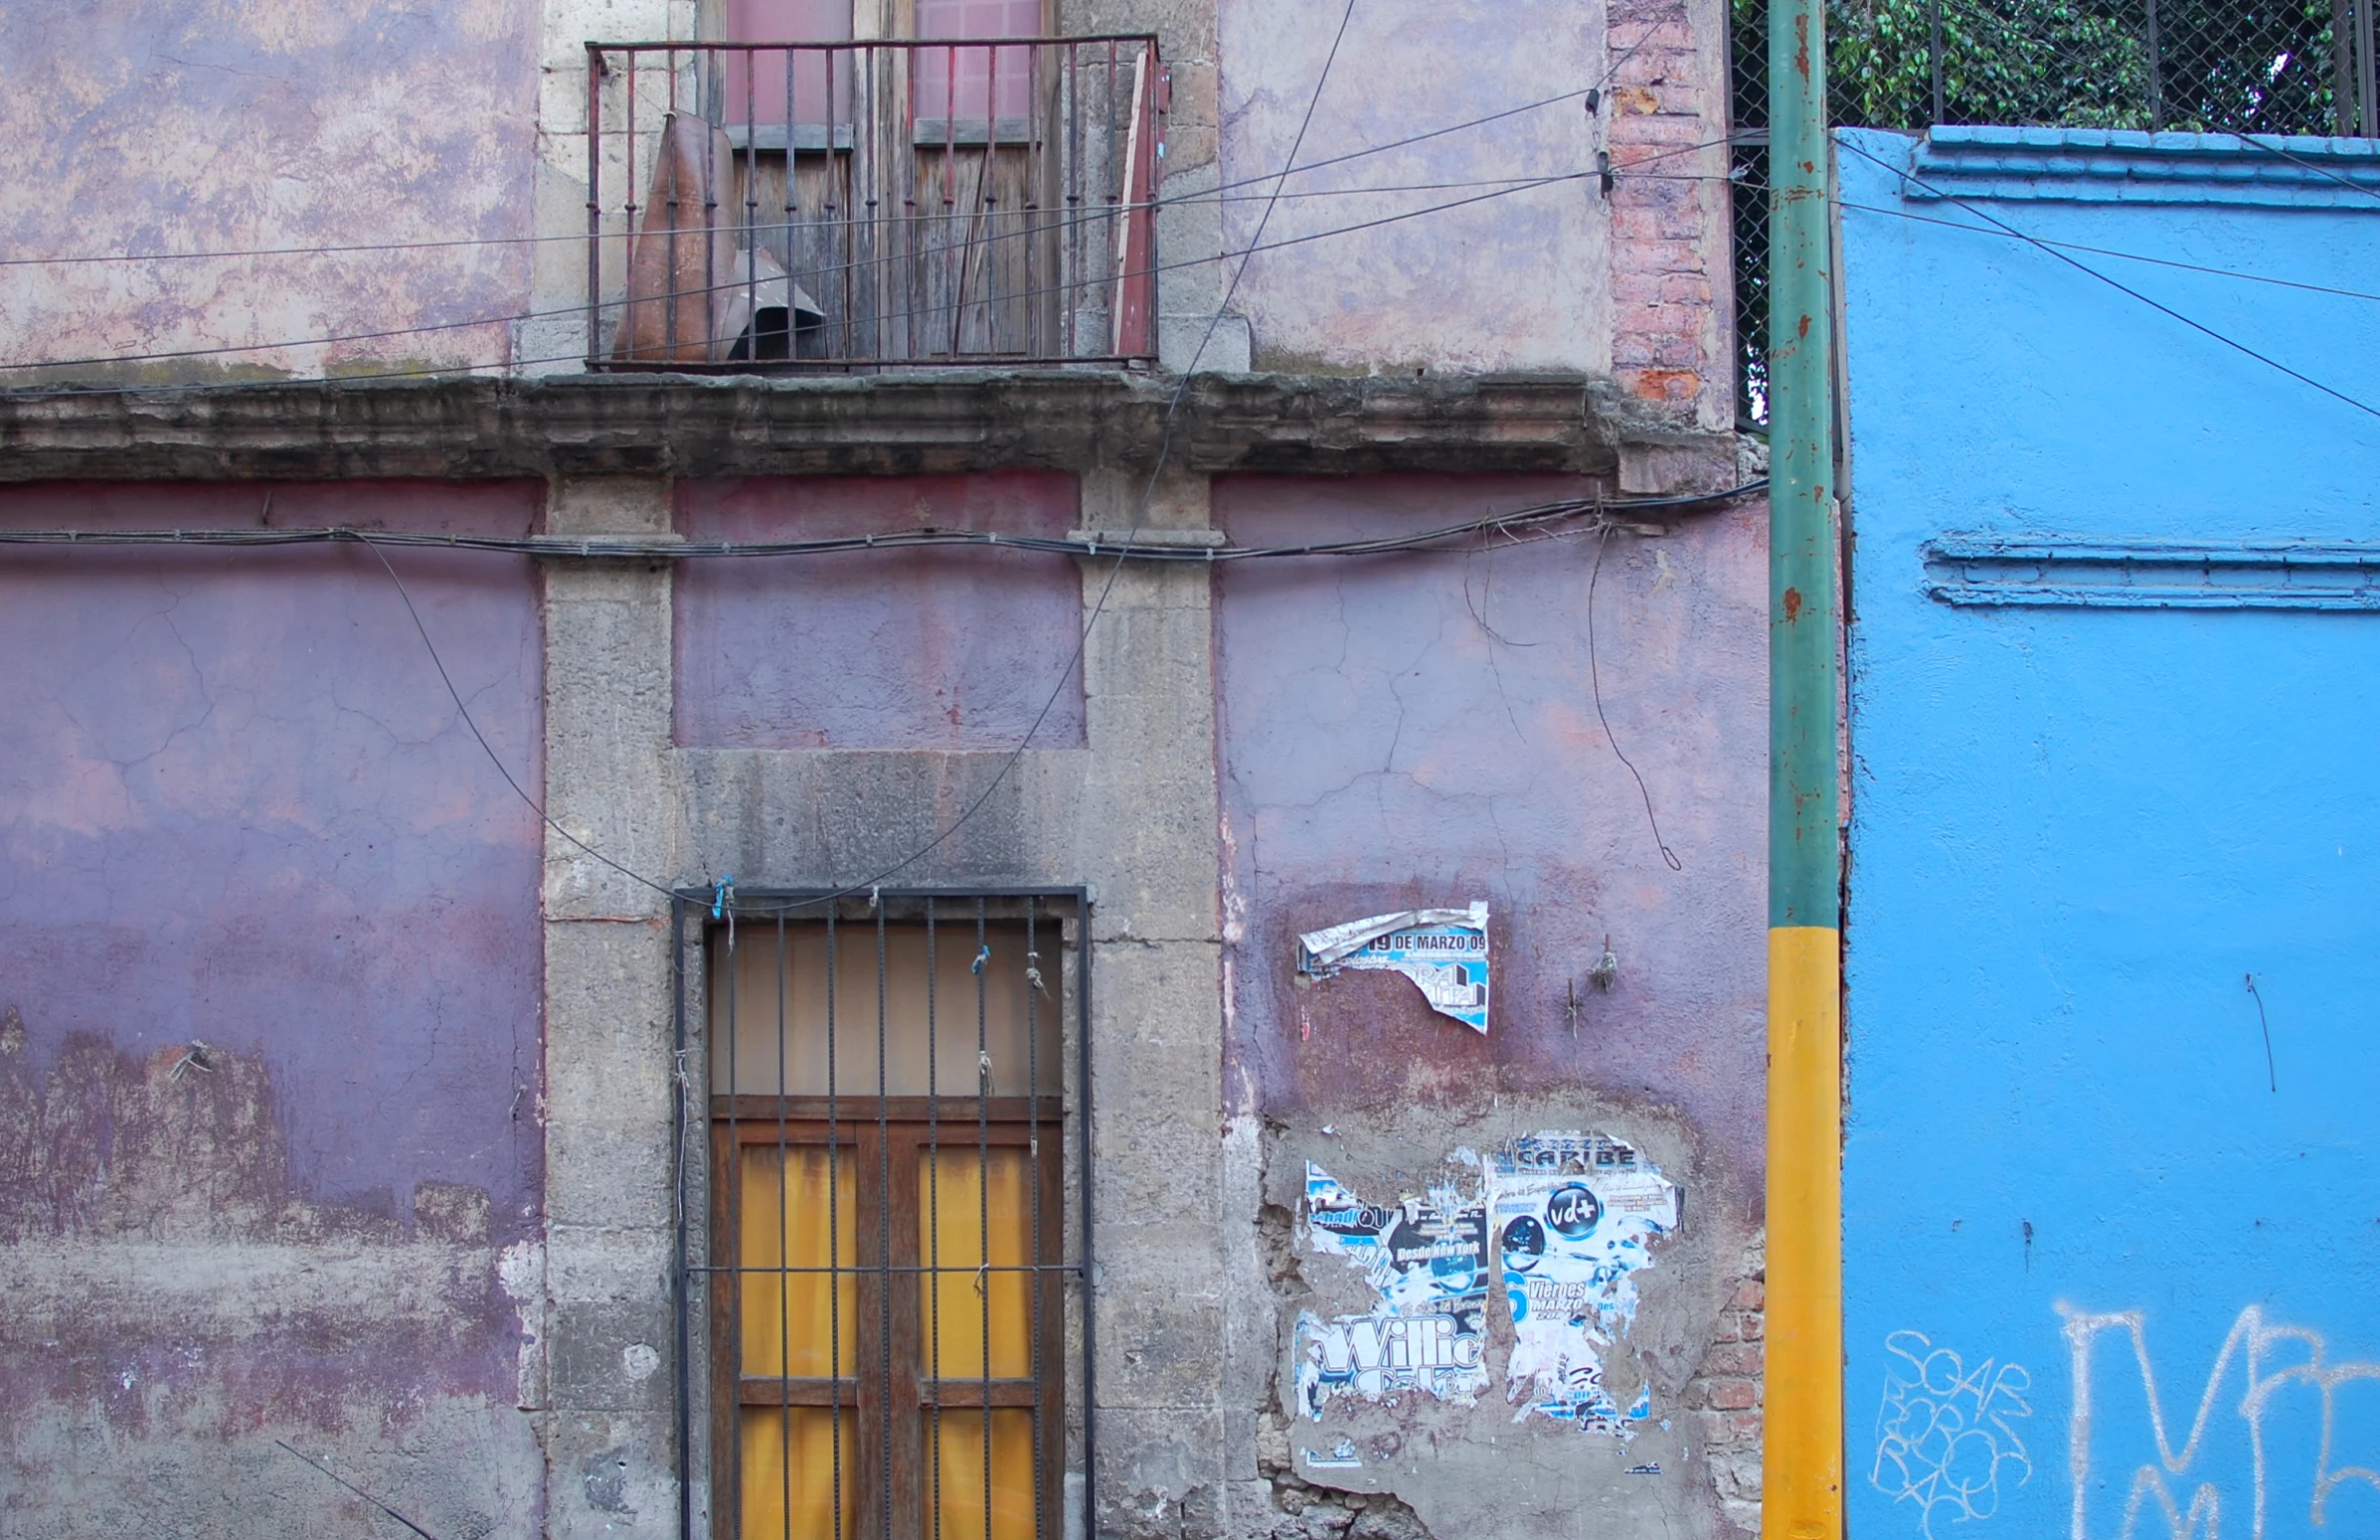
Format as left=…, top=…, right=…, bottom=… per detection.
left=727, top=0, right=1361, bottom=920
left=1588, top=522, right=1683, bottom=873
left=351, top=531, right=682, bottom=903
left=0, top=76, right=1625, bottom=272
left=226, top=483, right=1753, bottom=925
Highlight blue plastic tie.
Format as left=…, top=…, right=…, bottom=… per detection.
left=972, top=945, right=991, bottom=975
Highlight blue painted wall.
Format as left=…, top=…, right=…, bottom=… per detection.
left=1838, top=128, right=2380, bottom=1540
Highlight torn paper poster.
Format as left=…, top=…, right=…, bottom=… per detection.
left=1292, top=1135, right=1681, bottom=1437
left=1303, top=1438, right=1365, bottom=1470
left=1493, top=1132, right=1680, bottom=1434
left=1297, top=903, right=1490, bottom=1032
left=1293, top=1159, right=1489, bottom=1419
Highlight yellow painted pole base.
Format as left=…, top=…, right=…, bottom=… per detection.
left=1764, top=926, right=1842, bottom=1540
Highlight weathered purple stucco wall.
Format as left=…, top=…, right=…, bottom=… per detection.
left=1216, top=0, right=1612, bottom=374
left=0, top=0, right=539, bottom=382
left=674, top=472, right=1087, bottom=749
left=0, top=482, right=546, bottom=1537
left=1216, top=475, right=1765, bottom=1174
left=1215, top=475, right=1769, bottom=1536
left=1215, top=475, right=1768, bottom=1535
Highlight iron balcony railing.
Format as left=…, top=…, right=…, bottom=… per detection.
left=586, top=36, right=1163, bottom=371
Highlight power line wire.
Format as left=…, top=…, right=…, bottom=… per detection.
left=0, top=484, right=1765, bottom=561
left=2221, top=132, right=2380, bottom=206
left=6, top=19, right=1700, bottom=376
left=2, top=173, right=1588, bottom=376
left=353, top=531, right=682, bottom=903
left=1830, top=195, right=2380, bottom=305
left=220, top=477, right=1754, bottom=921
left=1834, top=136, right=2380, bottom=424
left=1636, top=162, right=2380, bottom=304
left=6, top=14, right=1715, bottom=913
left=1588, top=521, right=1681, bottom=872
left=0, top=174, right=1605, bottom=273
left=0, top=66, right=1632, bottom=274
left=719, top=0, right=1362, bottom=917
left=0, top=177, right=1570, bottom=272
left=253, top=9, right=1710, bottom=916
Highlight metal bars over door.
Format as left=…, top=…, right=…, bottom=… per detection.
left=588, top=38, right=1161, bottom=370
left=673, top=890, right=1091, bottom=1540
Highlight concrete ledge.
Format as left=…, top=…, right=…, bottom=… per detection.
left=0, top=370, right=1723, bottom=483
left=1902, top=125, right=2380, bottom=207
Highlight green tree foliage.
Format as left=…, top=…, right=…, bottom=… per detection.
left=1831, top=0, right=2151, bottom=128
left=1734, top=0, right=2347, bottom=134
left=1728, top=0, right=2353, bottom=418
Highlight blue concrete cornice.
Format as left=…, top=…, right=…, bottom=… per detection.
left=1901, top=125, right=2380, bottom=207
left=1923, top=534, right=2380, bottom=608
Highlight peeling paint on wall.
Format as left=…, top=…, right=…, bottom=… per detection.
left=0, top=483, right=545, bottom=1535
left=1294, top=1132, right=1681, bottom=1437
left=1298, top=903, right=1491, bottom=1032
left=1295, top=1157, right=1491, bottom=1418
left=1493, top=1131, right=1679, bottom=1434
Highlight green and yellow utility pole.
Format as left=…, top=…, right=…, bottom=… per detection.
left=1764, top=0, right=1842, bottom=1532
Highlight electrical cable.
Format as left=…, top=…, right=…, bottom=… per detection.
left=1622, top=163, right=2380, bottom=304
left=2220, top=132, right=2380, bottom=206
left=718, top=0, right=1363, bottom=917
left=9, top=11, right=1729, bottom=916
left=1829, top=194, right=2380, bottom=304
left=0, top=58, right=1647, bottom=275
left=0, top=483, right=1765, bottom=561
left=1588, top=520, right=1682, bottom=872
left=1834, top=136, right=2380, bottom=423
left=4, top=18, right=1699, bottom=376
left=0, top=174, right=1604, bottom=273
left=352, top=531, right=684, bottom=903
left=1, top=173, right=1589, bottom=377
left=4, top=483, right=1759, bottom=932
left=1601, top=132, right=1744, bottom=175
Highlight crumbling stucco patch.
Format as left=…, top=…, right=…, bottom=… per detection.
left=1255, top=1095, right=1752, bottom=1540
left=0, top=1012, right=541, bottom=1537
left=1682, top=1231, right=1766, bottom=1538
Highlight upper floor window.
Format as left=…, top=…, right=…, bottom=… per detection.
left=914, top=0, right=1041, bottom=125
left=721, top=0, right=853, bottom=131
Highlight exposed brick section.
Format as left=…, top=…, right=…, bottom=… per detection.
left=1605, top=0, right=1729, bottom=425
left=1683, top=1233, right=1767, bottom=1538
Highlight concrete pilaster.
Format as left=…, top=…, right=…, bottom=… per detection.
left=540, top=476, right=687, bottom=1538
left=1073, top=467, right=1231, bottom=1540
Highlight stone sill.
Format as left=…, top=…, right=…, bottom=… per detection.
left=0, top=370, right=1738, bottom=491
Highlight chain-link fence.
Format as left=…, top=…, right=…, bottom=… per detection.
left=1731, top=0, right=2379, bottom=421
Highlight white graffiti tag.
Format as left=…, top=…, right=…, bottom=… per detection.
left=1871, top=1331, right=2035, bottom=1537
left=2062, top=1304, right=2380, bottom=1540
